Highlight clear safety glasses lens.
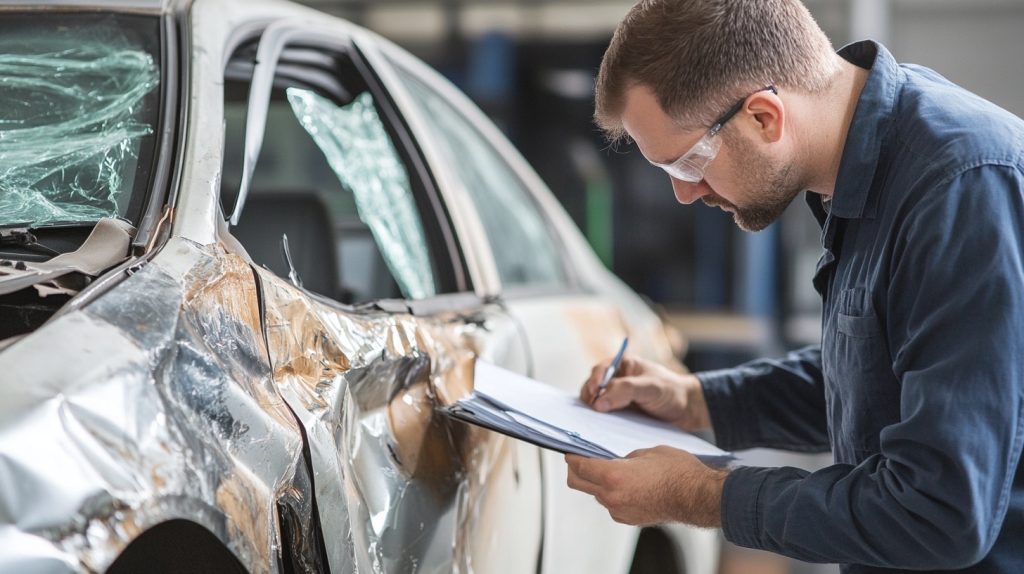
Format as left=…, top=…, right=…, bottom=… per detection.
left=654, top=132, right=723, bottom=183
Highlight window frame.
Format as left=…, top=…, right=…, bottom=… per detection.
left=219, top=24, right=472, bottom=303
left=372, top=43, right=583, bottom=300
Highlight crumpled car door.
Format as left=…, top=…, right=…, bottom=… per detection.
left=226, top=20, right=544, bottom=574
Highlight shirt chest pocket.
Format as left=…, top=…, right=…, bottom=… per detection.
left=824, top=288, right=901, bottom=460
left=837, top=312, right=881, bottom=338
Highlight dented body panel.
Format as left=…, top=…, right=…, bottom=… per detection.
left=0, top=238, right=309, bottom=572
left=257, top=267, right=542, bottom=573
left=0, top=235, right=541, bottom=573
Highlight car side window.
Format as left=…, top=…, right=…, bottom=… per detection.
left=391, top=67, right=568, bottom=290
left=223, top=45, right=443, bottom=303
left=286, top=88, right=435, bottom=299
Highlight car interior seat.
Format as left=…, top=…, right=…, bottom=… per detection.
left=232, top=191, right=341, bottom=300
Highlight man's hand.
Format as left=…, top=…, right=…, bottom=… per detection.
left=565, top=446, right=727, bottom=527
left=580, top=356, right=712, bottom=432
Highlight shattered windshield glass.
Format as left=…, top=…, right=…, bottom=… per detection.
left=0, top=14, right=161, bottom=228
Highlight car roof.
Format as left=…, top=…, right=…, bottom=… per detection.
left=0, top=0, right=176, bottom=14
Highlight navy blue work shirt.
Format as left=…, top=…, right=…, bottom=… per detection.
left=698, top=41, right=1024, bottom=573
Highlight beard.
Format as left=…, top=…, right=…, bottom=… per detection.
left=705, top=136, right=803, bottom=232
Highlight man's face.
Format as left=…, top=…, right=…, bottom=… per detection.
left=620, top=85, right=802, bottom=231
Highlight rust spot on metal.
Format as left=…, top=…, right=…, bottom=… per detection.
left=181, top=250, right=297, bottom=429
left=561, top=303, right=630, bottom=364
left=431, top=349, right=475, bottom=407
left=183, top=250, right=263, bottom=342
left=446, top=429, right=524, bottom=571
left=117, top=513, right=142, bottom=542
left=388, top=380, right=465, bottom=483
left=150, top=467, right=166, bottom=490
left=216, top=474, right=271, bottom=574
left=143, top=206, right=174, bottom=255
left=258, top=272, right=351, bottom=400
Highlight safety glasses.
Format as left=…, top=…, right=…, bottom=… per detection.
left=649, top=86, right=777, bottom=183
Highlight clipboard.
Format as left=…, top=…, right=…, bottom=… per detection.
left=442, top=359, right=732, bottom=462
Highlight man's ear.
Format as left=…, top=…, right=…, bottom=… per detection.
left=744, top=90, right=784, bottom=144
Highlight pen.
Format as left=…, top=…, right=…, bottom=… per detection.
left=594, top=336, right=628, bottom=403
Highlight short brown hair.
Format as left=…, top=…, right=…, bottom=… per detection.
left=595, top=0, right=839, bottom=142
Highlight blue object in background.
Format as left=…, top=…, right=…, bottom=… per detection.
left=467, top=31, right=516, bottom=101
left=740, top=223, right=779, bottom=318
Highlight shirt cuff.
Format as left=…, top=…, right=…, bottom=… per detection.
left=697, top=368, right=757, bottom=451
left=721, top=465, right=772, bottom=550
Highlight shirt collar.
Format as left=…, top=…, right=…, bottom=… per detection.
left=830, top=40, right=902, bottom=220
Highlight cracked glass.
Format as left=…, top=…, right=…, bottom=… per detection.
left=286, top=88, right=436, bottom=300
left=0, top=14, right=161, bottom=228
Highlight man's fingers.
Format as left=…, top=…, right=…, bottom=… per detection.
left=625, top=447, right=655, bottom=459
left=566, top=465, right=602, bottom=495
left=580, top=380, right=595, bottom=403
left=597, top=375, right=668, bottom=412
left=581, top=361, right=613, bottom=402
left=581, top=354, right=652, bottom=398
left=617, top=356, right=639, bottom=376
left=566, top=452, right=617, bottom=485
left=580, top=355, right=654, bottom=406
left=565, top=453, right=594, bottom=480
left=591, top=376, right=655, bottom=412
left=565, top=454, right=603, bottom=493
left=591, top=378, right=629, bottom=412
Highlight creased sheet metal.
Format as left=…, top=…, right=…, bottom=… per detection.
left=0, top=26, right=159, bottom=226
left=257, top=266, right=542, bottom=574
left=285, top=88, right=436, bottom=301
left=0, top=238, right=318, bottom=573
left=0, top=232, right=546, bottom=574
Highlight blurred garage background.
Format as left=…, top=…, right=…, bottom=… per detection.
left=293, top=1, right=1024, bottom=572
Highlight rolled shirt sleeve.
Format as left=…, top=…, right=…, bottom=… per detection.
left=719, top=165, right=1024, bottom=570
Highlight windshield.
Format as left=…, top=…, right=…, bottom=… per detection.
left=0, top=13, right=161, bottom=228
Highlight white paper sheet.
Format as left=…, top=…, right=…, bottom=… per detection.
left=461, top=360, right=730, bottom=460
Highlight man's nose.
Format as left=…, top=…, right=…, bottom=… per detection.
left=670, top=177, right=709, bottom=204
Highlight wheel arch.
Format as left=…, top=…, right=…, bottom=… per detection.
left=105, top=519, right=248, bottom=574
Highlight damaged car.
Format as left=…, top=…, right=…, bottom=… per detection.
left=0, top=0, right=718, bottom=572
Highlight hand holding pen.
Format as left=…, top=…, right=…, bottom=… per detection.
left=591, top=337, right=629, bottom=405
left=580, top=341, right=713, bottom=432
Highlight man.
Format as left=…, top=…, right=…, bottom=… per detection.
left=564, top=0, right=1024, bottom=572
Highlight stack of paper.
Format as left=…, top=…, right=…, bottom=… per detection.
left=443, top=360, right=732, bottom=462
